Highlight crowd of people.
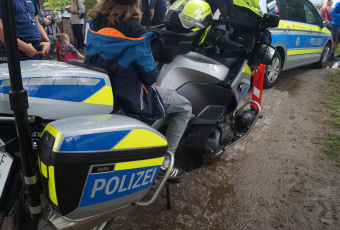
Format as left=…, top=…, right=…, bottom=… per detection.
left=0, top=0, right=173, bottom=62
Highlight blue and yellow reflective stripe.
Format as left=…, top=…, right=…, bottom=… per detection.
left=0, top=77, right=106, bottom=103
left=276, top=21, right=331, bottom=34
left=41, top=124, right=63, bottom=151
left=48, top=166, right=58, bottom=206
left=115, top=157, right=165, bottom=171
left=39, top=159, right=58, bottom=206
left=113, top=129, right=167, bottom=149
left=287, top=48, right=323, bottom=56
left=242, top=65, right=251, bottom=75
left=40, top=160, right=48, bottom=178
left=57, top=128, right=167, bottom=152
left=83, top=85, right=113, bottom=106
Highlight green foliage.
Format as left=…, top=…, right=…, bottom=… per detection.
left=43, top=0, right=70, bottom=10
left=85, top=0, right=100, bottom=19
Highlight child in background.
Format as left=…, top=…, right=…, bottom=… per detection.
left=56, top=33, right=84, bottom=62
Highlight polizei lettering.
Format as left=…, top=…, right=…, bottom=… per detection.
left=80, top=166, right=159, bottom=207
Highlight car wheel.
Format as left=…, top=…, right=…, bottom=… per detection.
left=263, top=52, right=281, bottom=89
left=315, top=42, right=331, bottom=68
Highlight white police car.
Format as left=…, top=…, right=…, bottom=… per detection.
left=260, top=0, right=332, bottom=88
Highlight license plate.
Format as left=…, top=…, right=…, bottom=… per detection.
left=0, top=151, right=13, bottom=199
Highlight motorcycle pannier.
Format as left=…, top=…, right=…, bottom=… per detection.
left=150, top=25, right=198, bottom=63
left=38, top=114, right=167, bottom=219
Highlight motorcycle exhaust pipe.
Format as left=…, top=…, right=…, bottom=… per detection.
left=223, top=100, right=261, bottom=150
left=234, top=109, right=257, bottom=129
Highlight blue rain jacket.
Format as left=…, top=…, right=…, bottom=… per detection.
left=86, top=18, right=165, bottom=120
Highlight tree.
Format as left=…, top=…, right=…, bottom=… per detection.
left=85, top=0, right=99, bottom=20
left=43, top=0, right=71, bottom=11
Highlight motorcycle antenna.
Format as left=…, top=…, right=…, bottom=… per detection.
left=0, top=0, right=42, bottom=226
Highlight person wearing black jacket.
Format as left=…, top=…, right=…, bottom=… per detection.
left=141, top=0, right=151, bottom=27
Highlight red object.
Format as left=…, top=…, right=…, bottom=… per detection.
left=251, top=64, right=265, bottom=110
left=60, top=46, right=80, bottom=62
left=56, top=42, right=61, bottom=62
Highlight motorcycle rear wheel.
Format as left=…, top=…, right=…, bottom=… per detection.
left=205, top=148, right=226, bottom=161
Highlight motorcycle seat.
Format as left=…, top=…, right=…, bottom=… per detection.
left=112, top=106, right=195, bottom=131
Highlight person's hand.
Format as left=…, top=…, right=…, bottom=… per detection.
left=78, top=53, right=85, bottom=60
left=152, top=83, right=157, bottom=86
left=38, top=41, right=51, bottom=57
left=24, top=43, right=38, bottom=58
left=44, top=18, right=51, bottom=26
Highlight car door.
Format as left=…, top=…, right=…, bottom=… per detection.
left=278, top=0, right=312, bottom=69
left=301, top=0, right=330, bottom=63
left=278, top=0, right=330, bottom=69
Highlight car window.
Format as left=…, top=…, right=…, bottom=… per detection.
left=302, top=0, right=322, bottom=26
left=284, top=0, right=305, bottom=22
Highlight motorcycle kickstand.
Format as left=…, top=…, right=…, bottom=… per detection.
left=150, top=181, right=171, bottom=210
left=165, top=182, right=171, bottom=210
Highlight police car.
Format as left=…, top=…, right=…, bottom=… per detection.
left=260, top=0, right=332, bottom=88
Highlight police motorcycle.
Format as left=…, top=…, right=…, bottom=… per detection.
left=0, top=0, right=279, bottom=229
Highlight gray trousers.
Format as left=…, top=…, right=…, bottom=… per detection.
left=154, top=86, right=192, bottom=155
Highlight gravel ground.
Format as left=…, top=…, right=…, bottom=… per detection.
left=109, top=66, right=340, bottom=230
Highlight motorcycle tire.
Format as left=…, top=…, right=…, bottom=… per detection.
left=10, top=189, right=114, bottom=230
left=263, top=51, right=281, bottom=89
left=314, top=42, right=331, bottom=68
left=205, top=148, right=226, bottom=161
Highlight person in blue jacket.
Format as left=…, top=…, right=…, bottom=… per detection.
left=330, top=1, right=340, bottom=62
left=86, top=0, right=192, bottom=179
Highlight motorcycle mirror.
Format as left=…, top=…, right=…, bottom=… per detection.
left=322, top=20, right=330, bottom=28
left=262, top=13, right=280, bottom=28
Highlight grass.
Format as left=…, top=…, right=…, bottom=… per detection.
left=335, top=49, right=340, bottom=57
left=320, top=71, right=340, bottom=165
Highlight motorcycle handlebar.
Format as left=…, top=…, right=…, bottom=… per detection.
left=216, top=35, right=251, bottom=54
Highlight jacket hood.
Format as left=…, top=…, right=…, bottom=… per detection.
left=86, top=19, right=158, bottom=65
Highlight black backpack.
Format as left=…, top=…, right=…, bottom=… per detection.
left=76, top=0, right=85, bottom=19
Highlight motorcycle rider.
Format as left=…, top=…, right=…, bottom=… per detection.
left=86, top=0, right=192, bottom=179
